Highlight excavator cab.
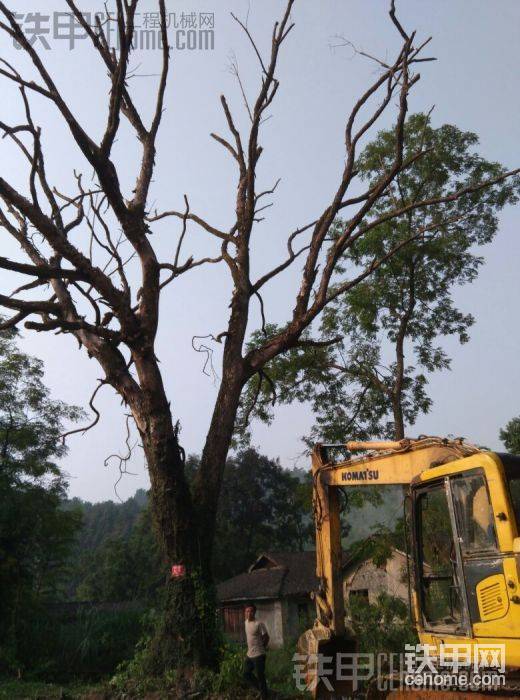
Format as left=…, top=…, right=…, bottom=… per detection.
left=411, top=451, right=520, bottom=664
left=300, top=438, right=520, bottom=698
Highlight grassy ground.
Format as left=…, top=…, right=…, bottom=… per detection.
left=0, top=643, right=307, bottom=699
left=0, top=681, right=305, bottom=699
left=0, top=680, right=108, bottom=699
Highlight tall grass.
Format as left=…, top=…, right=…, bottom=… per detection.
left=12, top=604, right=145, bottom=682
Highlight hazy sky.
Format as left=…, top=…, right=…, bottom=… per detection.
left=1, top=1, right=519, bottom=502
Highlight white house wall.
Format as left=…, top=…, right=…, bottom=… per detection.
left=344, top=551, right=409, bottom=605
left=255, top=600, right=284, bottom=648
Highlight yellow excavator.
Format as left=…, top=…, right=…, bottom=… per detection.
left=300, top=437, right=520, bottom=697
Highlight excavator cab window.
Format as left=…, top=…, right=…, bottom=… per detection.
left=509, top=478, right=520, bottom=524
left=414, top=468, right=501, bottom=635
left=416, top=483, right=462, bottom=629
left=500, top=454, right=520, bottom=530
left=451, top=472, right=497, bottom=553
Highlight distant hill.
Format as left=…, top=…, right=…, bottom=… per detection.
left=65, top=488, right=148, bottom=552
left=64, top=481, right=403, bottom=572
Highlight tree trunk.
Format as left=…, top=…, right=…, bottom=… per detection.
left=392, top=330, right=406, bottom=440
left=143, top=419, right=220, bottom=672
left=123, top=285, right=249, bottom=674
left=194, top=364, right=248, bottom=562
left=392, top=392, right=405, bottom=440
left=128, top=355, right=222, bottom=673
left=392, top=261, right=416, bottom=441
left=193, top=289, right=251, bottom=563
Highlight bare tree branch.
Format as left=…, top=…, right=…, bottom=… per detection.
left=60, top=379, right=107, bottom=443
left=147, top=208, right=232, bottom=242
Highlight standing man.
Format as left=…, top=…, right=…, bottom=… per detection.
left=244, top=603, right=269, bottom=699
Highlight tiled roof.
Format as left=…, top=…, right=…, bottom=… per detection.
left=217, top=550, right=347, bottom=602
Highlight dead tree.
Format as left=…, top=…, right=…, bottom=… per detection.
left=0, top=0, right=517, bottom=670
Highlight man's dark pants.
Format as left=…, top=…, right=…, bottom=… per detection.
left=244, top=653, right=268, bottom=698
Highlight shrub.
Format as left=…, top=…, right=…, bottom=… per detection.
left=347, top=592, right=417, bottom=657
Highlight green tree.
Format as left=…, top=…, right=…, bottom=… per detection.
left=238, top=114, right=520, bottom=443
left=213, top=448, right=313, bottom=581
left=65, top=487, right=151, bottom=599
left=74, top=505, right=162, bottom=603
left=321, top=114, right=519, bottom=440
left=0, top=327, right=83, bottom=671
left=500, top=417, right=520, bottom=455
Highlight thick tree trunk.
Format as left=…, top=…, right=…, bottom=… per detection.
left=392, top=261, right=416, bottom=441
left=193, top=289, right=251, bottom=563
left=128, top=354, right=222, bottom=673
left=143, top=418, right=220, bottom=672
left=393, top=331, right=406, bottom=440
left=124, top=283, right=249, bottom=674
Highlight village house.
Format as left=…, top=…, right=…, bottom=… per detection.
left=217, top=547, right=410, bottom=647
left=343, top=548, right=410, bottom=608
left=217, top=551, right=318, bottom=647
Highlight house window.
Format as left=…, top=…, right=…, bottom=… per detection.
left=222, top=606, right=245, bottom=635
left=350, top=589, right=369, bottom=602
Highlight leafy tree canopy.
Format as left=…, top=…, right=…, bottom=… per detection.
left=211, top=448, right=313, bottom=580
left=500, top=417, right=520, bottom=455
left=238, top=114, right=520, bottom=443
